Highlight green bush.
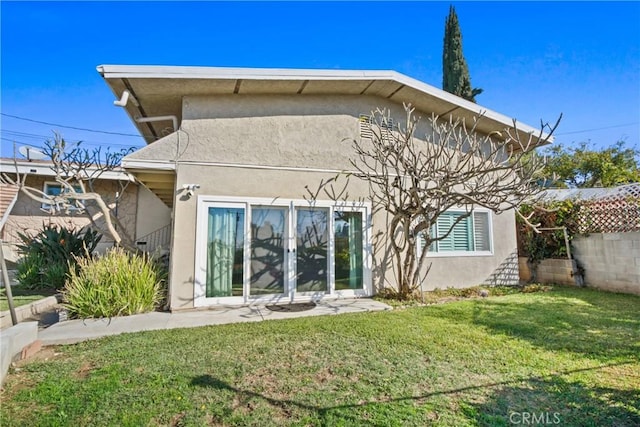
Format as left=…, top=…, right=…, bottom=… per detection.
left=63, top=247, right=165, bottom=318
left=15, top=253, right=47, bottom=289
left=16, top=224, right=102, bottom=290
left=517, top=200, right=581, bottom=263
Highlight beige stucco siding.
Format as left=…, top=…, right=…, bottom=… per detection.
left=124, top=93, right=520, bottom=308
left=169, top=164, right=372, bottom=309
left=421, top=211, right=518, bottom=288
left=169, top=163, right=518, bottom=309
left=128, top=95, right=435, bottom=169
left=135, top=186, right=171, bottom=240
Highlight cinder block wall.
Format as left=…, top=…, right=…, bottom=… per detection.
left=536, top=258, right=579, bottom=286
left=572, top=232, right=640, bottom=295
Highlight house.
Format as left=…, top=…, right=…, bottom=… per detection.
left=0, top=157, right=171, bottom=261
left=97, top=65, right=551, bottom=310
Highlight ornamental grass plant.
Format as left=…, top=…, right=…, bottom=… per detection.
left=63, top=247, right=164, bottom=318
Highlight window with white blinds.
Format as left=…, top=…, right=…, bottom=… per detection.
left=419, top=210, right=492, bottom=255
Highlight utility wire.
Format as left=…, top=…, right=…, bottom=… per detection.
left=556, top=122, right=639, bottom=136
left=0, top=137, right=142, bottom=152
left=1, top=113, right=144, bottom=138
left=2, top=129, right=144, bottom=148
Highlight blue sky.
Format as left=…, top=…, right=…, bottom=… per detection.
left=1, top=1, right=639, bottom=158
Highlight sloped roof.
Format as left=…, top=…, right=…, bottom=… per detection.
left=542, top=183, right=640, bottom=202
left=97, top=65, right=553, bottom=147
left=0, top=158, right=134, bottom=181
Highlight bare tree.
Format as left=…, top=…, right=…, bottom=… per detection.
left=307, top=104, right=561, bottom=298
left=1, top=133, right=137, bottom=249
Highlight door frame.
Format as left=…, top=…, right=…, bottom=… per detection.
left=194, top=195, right=372, bottom=307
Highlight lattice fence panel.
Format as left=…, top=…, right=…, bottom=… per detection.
left=577, top=198, right=640, bottom=233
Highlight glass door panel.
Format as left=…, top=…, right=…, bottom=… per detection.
left=206, top=207, right=244, bottom=297
left=295, top=208, right=329, bottom=293
left=334, top=211, right=364, bottom=290
left=250, top=207, right=287, bottom=296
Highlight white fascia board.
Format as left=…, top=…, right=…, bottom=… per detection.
left=97, top=65, right=552, bottom=142
left=390, top=72, right=550, bottom=141
left=0, top=160, right=134, bottom=181
left=98, top=64, right=397, bottom=80
left=120, top=159, right=176, bottom=171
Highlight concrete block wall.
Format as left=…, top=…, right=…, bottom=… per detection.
left=535, top=258, right=579, bottom=286
left=573, top=232, right=640, bottom=295
left=1, top=322, right=38, bottom=386
left=518, top=257, right=532, bottom=282
left=0, top=295, right=60, bottom=329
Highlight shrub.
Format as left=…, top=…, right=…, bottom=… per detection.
left=16, top=224, right=102, bottom=290
left=517, top=200, right=582, bottom=263
left=15, top=253, right=47, bottom=289
left=63, top=247, right=165, bottom=318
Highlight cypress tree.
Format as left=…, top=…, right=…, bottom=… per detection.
left=442, top=5, right=483, bottom=102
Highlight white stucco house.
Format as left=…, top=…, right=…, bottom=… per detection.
left=97, top=65, right=551, bottom=311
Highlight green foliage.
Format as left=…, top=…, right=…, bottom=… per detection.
left=16, top=224, right=102, bottom=290
left=63, top=247, right=165, bottom=318
left=376, top=285, right=542, bottom=307
left=15, top=252, right=47, bottom=290
left=521, top=283, right=553, bottom=293
left=442, top=5, right=482, bottom=102
left=517, top=200, right=582, bottom=264
left=542, top=140, right=640, bottom=188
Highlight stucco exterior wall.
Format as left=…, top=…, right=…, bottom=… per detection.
left=128, top=94, right=436, bottom=168
left=127, top=94, right=520, bottom=309
left=424, top=211, right=519, bottom=288
left=3, top=176, right=137, bottom=252
left=169, top=164, right=519, bottom=310
left=135, top=186, right=171, bottom=239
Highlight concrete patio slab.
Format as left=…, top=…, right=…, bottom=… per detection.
left=39, top=298, right=392, bottom=345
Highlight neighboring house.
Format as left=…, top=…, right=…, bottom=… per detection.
left=0, top=158, right=171, bottom=260
left=97, top=65, right=551, bottom=310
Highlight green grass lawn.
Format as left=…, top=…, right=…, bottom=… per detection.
left=1, top=286, right=639, bottom=426
left=0, top=286, right=58, bottom=311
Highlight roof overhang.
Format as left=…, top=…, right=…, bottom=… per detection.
left=0, top=158, right=135, bottom=181
left=97, top=65, right=554, bottom=148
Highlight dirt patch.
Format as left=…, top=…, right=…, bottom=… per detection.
left=74, top=361, right=95, bottom=379
left=12, top=347, right=61, bottom=367
left=265, top=302, right=316, bottom=312
left=315, top=366, right=338, bottom=384
left=169, top=412, right=186, bottom=427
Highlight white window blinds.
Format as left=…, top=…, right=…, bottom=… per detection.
left=420, top=210, right=491, bottom=255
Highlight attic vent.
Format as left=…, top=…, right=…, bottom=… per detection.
left=359, top=114, right=395, bottom=140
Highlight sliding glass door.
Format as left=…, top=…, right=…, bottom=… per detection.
left=195, top=198, right=369, bottom=306
left=295, top=207, right=329, bottom=293
left=334, top=210, right=363, bottom=290
left=205, top=206, right=244, bottom=298
left=250, top=207, right=287, bottom=296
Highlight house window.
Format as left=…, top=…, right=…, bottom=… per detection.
left=419, top=210, right=492, bottom=256
left=195, top=197, right=371, bottom=306
left=42, top=182, right=84, bottom=211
